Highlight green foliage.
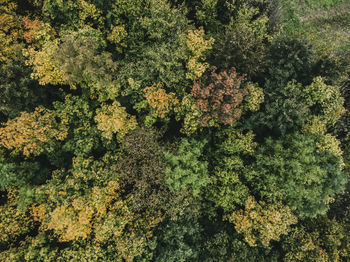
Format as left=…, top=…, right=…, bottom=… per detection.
left=40, top=0, right=104, bottom=30
left=51, top=95, right=102, bottom=157
left=55, top=28, right=119, bottom=101
left=0, top=0, right=349, bottom=260
left=0, top=60, right=58, bottom=122
left=249, top=133, right=347, bottom=217
left=119, top=0, right=191, bottom=93
left=201, top=219, right=282, bottom=262
left=116, top=128, right=171, bottom=215
left=206, top=128, right=257, bottom=212
left=164, top=138, right=209, bottom=196
left=0, top=161, right=49, bottom=187
left=249, top=76, right=345, bottom=136
left=210, top=5, right=270, bottom=77
left=248, top=80, right=311, bottom=136
left=181, top=0, right=223, bottom=31
left=266, top=37, right=315, bottom=86
left=152, top=217, right=203, bottom=262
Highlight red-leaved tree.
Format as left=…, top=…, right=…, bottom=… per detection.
left=191, top=66, right=248, bottom=126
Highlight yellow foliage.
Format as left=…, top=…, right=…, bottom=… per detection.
left=22, top=17, right=56, bottom=48
left=0, top=187, right=34, bottom=244
left=42, top=176, right=162, bottom=260
left=31, top=203, right=46, bottom=222
left=244, top=82, right=264, bottom=112
left=226, top=196, right=298, bottom=247
left=107, top=24, right=128, bottom=52
left=45, top=180, right=123, bottom=242
left=302, top=118, right=344, bottom=169
left=77, top=0, right=104, bottom=28
left=302, top=116, right=327, bottom=134
left=95, top=101, right=137, bottom=141
left=47, top=204, right=93, bottom=241
left=175, top=94, right=202, bottom=135
left=0, top=107, right=68, bottom=157
left=0, top=0, right=24, bottom=63
left=316, top=134, right=344, bottom=169
left=24, top=39, right=67, bottom=86
left=304, top=77, right=346, bottom=126
left=144, top=83, right=179, bottom=118
left=184, top=27, right=214, bottom=80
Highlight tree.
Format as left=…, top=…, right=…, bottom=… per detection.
left=281, top=216, right=350, bottom=262
left=94, top=101, right=137, bottom=141
left=31, top=155, right=163, bottom=261
left=210, top=5, right=270, bottom=78
left=152, top=216, right=203, bottom=262
left=164, top=138, right=210, bottom=197
left=206, top=128, right=257, bottom=212
left=0, top=187, right=35, bottom=249
left=0, top=107, right=67, bottom=157
left=191, top=66, right=248, bottom=127
left=247, top=77, right=345, bottom=136
left=225, top=196, right=297, bottom=247
left=0, top=161, right=49, bottom=188
left=249, top=133, right=347, bottom=217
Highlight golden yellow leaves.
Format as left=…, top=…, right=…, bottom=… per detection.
left=22, top=17, right=56, bottom=47
left=226, top=196, right=297, bottom=247
left=144, top=83, right=179, bottom=119
left=244, top=82, right=264, bottom=112
left=0, top=0, right=24, bottom=63
left=316, top=134, right=345, bottom=169
left=303, top=116, right=343, bottom=166
left=0, top=107, right=67, bottom=157
left=20, top=17, right=64, bottom=85
left=303, top=77, right=346, bottom=126
left=24, top=39, right=67, bottom=86
left=95, top=101, right=137, bottom=141
left=184, top=27, right=214, bottom=80
left=107, top=24, right=128, bottom=53
left=31, top=203, right=46, bottom=223
left=0, top=187, right=34, bottom=244
left=46, top=203, right=92, bottom=241
left=302, top=116, right=327, bottom=135
left=178, top=95, right=203, bottom=135
left=45, top=180, right=124, bottom=242
left=41, top=177, right=162, bottom=260
left=77, top=0, right=104, bottom=29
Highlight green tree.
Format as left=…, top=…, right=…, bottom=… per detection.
left=164, top=138, right=210, bottom=197
left=206, top=128, right=257, bottom=212
left=249, top=133, right=347, bottom=217
left=210, top=5, right=270, bottom=78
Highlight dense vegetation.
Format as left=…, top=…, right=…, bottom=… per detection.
left=1, top=0, right=350, bottom=261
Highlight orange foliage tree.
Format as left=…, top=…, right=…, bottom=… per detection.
left=191, top=66, right=248, bottom=127
left=0, top=107, right=67, bottom=157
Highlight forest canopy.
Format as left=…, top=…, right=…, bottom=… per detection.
left=1, top=0, right=350, bottom=261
